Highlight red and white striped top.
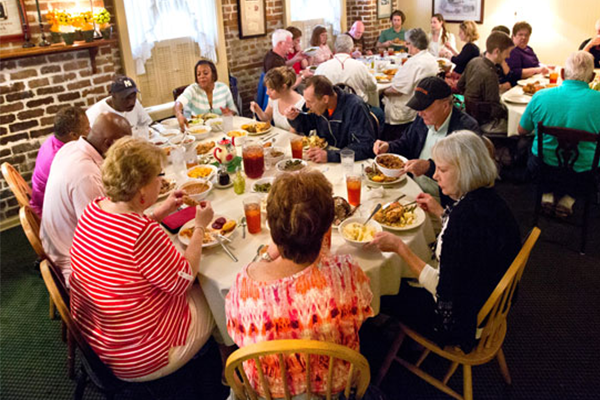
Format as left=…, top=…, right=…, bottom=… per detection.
left=69, top=197, right=194, bottom=379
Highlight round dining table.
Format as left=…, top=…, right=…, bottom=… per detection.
left=161, top=116, right=437, bottom=345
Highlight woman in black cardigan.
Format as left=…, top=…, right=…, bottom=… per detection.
left=368, top=130, right=520, bottom=352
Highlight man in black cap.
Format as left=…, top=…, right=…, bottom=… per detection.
left=86, top=76, right=152, bottom=139
left=373, top=76, right=479, bottom=197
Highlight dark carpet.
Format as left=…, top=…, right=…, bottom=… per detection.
left=1, top=179, right=599, bottom=399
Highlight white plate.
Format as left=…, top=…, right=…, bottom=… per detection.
left=187, top=164, right=218, bottom=181
left=251, top=177, right=275, bottom=194
left=161, top=118, right=180, bottom=129
left=503, top=92, right=531, bottom=105
left=363, top=171, right=406, bottom=186
left=178, top=215, right=236, bottom=248
left=158, top=178, right=176, bottom=199
left=276, top=158, right=308, bottom=173
left=517, top=78, right=549, bottom=86
left=374, top=202, right=426, bottom=231
left=303, top=46, right=319, bottom=57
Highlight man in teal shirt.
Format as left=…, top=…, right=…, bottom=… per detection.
left=518, top=51, right=600, bottom=217
left=377, top=10, right=407, bottom=52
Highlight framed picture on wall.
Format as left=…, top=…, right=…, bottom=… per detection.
left=377, top=0, right=392, bottom=20
left=432, top=0, right=484, bottom=24
left=237, top=0, right=267, bottom=39
left=0, top=0, right=28, bottom=41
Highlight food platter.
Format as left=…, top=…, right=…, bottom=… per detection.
left=241, top=122, right=272, bottom=136
left=178, top=215, right=237, bottom=247
left=373, top=202, right=425, bottom=231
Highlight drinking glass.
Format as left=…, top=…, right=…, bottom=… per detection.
left=243, top=195, right=262, bottom=234
left=242, top=141, right=264, bottom=179
left=223, top=115, right=233, bottom=132
left=290, top=136, right=304, bottom=159
left=549, top=71, right=559, bottom=84
left=340, top=149, right=355, bottom=175
left=346, top=174, right=362, bottom=207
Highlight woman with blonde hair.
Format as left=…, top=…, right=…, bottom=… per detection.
left=428, top=13, right=456, bottom=57
left=309, top=25, right=333, bottom=65
left=444, top=20, right=480, bottom=74
left=250, top=66, right=305, bottom=131
left=367, top=131, right=520, bottom=352
left=226, top=170, right=373, bottom=398
left=69, top=137, right=218, bottom=381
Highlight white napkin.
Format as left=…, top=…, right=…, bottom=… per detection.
left=365, top=186, right=385, bottom=200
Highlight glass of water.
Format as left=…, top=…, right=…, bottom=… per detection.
left=340, top=149, right=355, bottom=175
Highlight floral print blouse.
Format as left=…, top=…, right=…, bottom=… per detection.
left=225, top=254, right=373, bottom=397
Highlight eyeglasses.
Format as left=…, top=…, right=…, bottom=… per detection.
left=158, top=172, right=165, bottom=177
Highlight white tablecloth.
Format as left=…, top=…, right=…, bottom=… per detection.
left=163, top=117, right=436, bottom=345
left=501, top=85, right=529, bottom=137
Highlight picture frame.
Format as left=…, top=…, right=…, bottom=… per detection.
left=237, top=0, right=267, bottom=39
left=377, top=0, right=392, bottom=20
left=432, top=0, right=484, bottom=24
left=0, top=0, right=29, bottom=42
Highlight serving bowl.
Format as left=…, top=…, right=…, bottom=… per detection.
left=338, top=217, right=382, bottom=247
left=187, top=124, right=211, bottom=138
left=375, top=154, right=408, bottom=178
left=179, top=179, right=213, bottom=202
left=187, top=164, right=217, bottom=180
left=276, top=158, right=307, bottom=173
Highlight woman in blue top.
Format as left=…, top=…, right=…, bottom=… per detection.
left=174, top=59, right=238, bottom=131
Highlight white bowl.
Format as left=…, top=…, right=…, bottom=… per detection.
left=265, top=146, right=285, bottom=168
left=251, top=177, right=275, bottom=194
left=161, top=128, right=182, bottom=137
left=276, top=158, right=307, bottom=173
left=206, top=118, right=223, bottom=132
left=161, top=118, right=180, bottom=129
left=338, top=217, right=382, bottom=247
left=187, top=124, right=212, bottom=138
left=187, top=164, right=217, bottom=180
left=375, top=154, right=408, bottom=178
left=179, top=179, right=213, bottom=202
left=169, top=134, right=196, bottom=146
left=149, top=136, right=169, bottom=146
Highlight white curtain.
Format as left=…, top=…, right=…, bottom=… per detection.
left=123, top=0, right=219, bottom=75
left=290, top=0, right=342, bottom=35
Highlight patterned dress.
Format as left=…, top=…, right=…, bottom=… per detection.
left=225, top=254, right=373, bottom=397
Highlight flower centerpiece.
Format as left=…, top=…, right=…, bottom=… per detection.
left=72, top=10, right=95, bottom=42
left=46, top=8, right=62, bottom=43
left=95, top=8, right=112, bottom=40
left=55, top=10, right=76, bottom=45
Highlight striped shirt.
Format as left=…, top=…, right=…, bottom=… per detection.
left=176, top=82, right=238, bottom=117
left=69, top=197, right=194, bottom=379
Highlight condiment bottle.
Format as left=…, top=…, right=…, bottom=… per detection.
left=233, top=167, right=245, bottom=195
left=217, top=165, right=230, bottom=186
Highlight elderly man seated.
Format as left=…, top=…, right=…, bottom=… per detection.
left=314, top=34, right=377, bottom=103
left=345, top=20, right=371, bottom=57
left=285, top=75, right=376, bottom=163
left=86, top=76, right=152, bottom=139
left=382, top=28, right=439, bottom=140
left=264, top=29, right=307, bottom=73
left=374, top=77, right=480, bottom=201
left=518, top=51, right=600, bottom=218
left=40, top=113, right=131, bottom=283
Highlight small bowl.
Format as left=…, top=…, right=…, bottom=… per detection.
left=187, top=164, right=217, bottom=180
left=161, top=128, right=181, bottom=137
left=161, top=117, right=180, bottom=129
left=276, top=158, right=307, bottom=173
left=149, top=136, right=168, bottom=146
left=265, top=146, right=285, bottom=168
left=169, top=134, right=196, bottom=146
left=179, top=179, right=213, bottom=202
left=251, top=177, right=275, bottom=194
left=187, top=124, right=212, bottom=138
left=227, top=129, right=248, bottom=138
left=375, top=154, right=408, bottom=178
left=206, top=118, right=223, bottom=132
left=338, top=217, right=382, bottom=247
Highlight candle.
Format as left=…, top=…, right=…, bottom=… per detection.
left=34, top=0, right=43, bottom=24
left=15, top=0, right=27, bottom=26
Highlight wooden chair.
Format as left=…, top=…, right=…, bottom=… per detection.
left=375, top=227, right=541, bottom=400
left=1, top=162, right=32, bottom=207
left=40, top=260, right=127, bottom=399
left=225, top=339, right=371, bottom=400
left=172, top=84, right=189, bottom=102
left=534, top=122, right=600, bottom=254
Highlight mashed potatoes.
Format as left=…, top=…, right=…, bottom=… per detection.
left=343, top=223, right=376, bottom=242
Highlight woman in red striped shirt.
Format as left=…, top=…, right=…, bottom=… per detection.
left=69, top=136, right=216, bottom=381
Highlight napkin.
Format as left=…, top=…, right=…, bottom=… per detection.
left=365, top=186, right=385, bottom=200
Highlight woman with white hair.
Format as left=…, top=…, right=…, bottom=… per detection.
left=367, top=130, right=521, bottom=352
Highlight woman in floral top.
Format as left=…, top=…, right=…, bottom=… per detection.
left=225, top=170, right=373, bottom=398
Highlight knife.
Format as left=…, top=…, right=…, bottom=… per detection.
left=215, top=235, right=238, bottom=262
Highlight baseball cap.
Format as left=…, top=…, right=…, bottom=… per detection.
left=406, top=77, right=452, bottom=111
left=110, top=76, right=139, bottom=95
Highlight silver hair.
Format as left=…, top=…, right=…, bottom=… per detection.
left=335, top=34, right=354, bottom=53
left=405, top=28, right=429, bottom=51
left=432, top=130, right=497, bottom=196
left=563, top=51, right=594, bottom=82
left=272, top=29, right=292, bottom=48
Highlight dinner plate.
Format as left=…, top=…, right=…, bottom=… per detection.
left=363, top=172, right=406, bottom=186
left=158, top=178, right=176, bottom=199
left=503, top=92, right=531, bottom=105
left=303, top=46, right=319, bottom=57
left=517, top=78, right=549, bottom=86
left=178, top=215, right=236, bottom=248
left=244, top=125, right=272, bottom=136
left=374, top=202, right=426, bottom=231
left=161, top=118, right=180, bottom=130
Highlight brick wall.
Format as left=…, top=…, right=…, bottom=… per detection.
left=346, top=0, right=397, bottom=50
left=0, top=0, right=121, bottom=222
left=222, top=0, right=285, bottom=117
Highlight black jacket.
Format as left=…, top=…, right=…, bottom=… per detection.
left=388, top=106, right=480, bottom=177
left=434, top=187, right=521, bottom=351
left=288, top=86, right=376, bottom=162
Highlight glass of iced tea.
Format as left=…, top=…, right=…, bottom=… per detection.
left=549, top=71, right=559, bottom=84
left=242, top=141, right=264, bottom=179
left=243, top=195, right=261, bottom=234
left=346, top=174, right=361, bottom=207
left=290, top=136, right=304, bottom=159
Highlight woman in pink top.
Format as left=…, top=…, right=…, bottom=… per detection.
left=30, top=107, right=89, bottom=216
left=226, top=170, right=373, bottom=398
left=309, top=25, right=334, bottom=66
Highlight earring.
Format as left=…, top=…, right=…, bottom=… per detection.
left=140, top=195, right=145, bottom=205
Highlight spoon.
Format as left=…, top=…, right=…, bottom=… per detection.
left=240, top=216, right=247, bottom=239
left=363, top=203, right=382, bottom=226
left=252, top=244, right=265, bottom=263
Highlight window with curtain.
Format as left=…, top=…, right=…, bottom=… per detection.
left=123, top=0, right=219, bottom=75
left=290, top=0, right=342, bottom=35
